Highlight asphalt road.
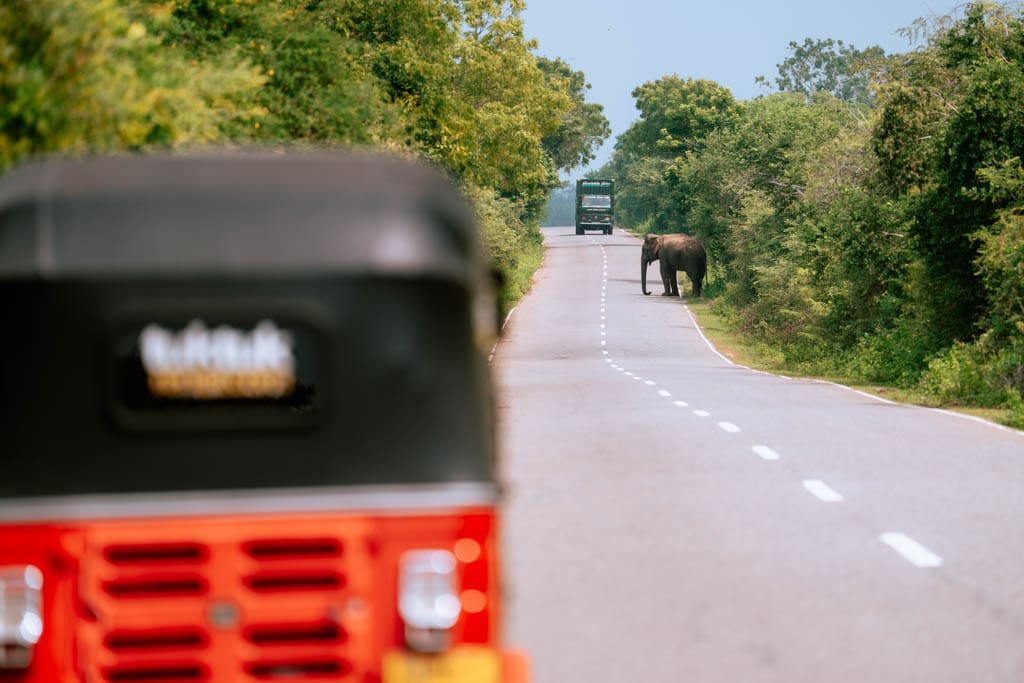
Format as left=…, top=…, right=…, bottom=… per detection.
left=492, top=227, right=1024, bottom=683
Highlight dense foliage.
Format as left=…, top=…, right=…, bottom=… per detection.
left=0, top=0, right=609, bottom=310
left=609, top=2, right=1024, bottom=426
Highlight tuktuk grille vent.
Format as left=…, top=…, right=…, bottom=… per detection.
left=244, top=571, right=345, bottom=593
left=104, top=543, right=209, bottom=565
left=242, top=538, right=342, bottom=560
left=90, top=536, right=357, bottom=680
left=245, top=658, right=351, bottom=680
left=244, top=621, right=346, bottom=646
left=105, top=628, right=209, bottom=652
left=103, top=663, right=209, bottom=682
left=104, top=575, right=209, bottom=598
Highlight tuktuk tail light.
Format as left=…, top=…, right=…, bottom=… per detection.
left=397, top=550, right=461, bottom=653
left=0, top=566, right=43, bottom=669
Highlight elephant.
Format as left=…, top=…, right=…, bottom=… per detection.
left=641, top=233, right=707, bottom=298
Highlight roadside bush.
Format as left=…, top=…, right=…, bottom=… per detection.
left=463, top=184, right=543, bottom=315
left=918, top=335, right=1024, bottom=412
left=843, top=315, right=936, bottom=385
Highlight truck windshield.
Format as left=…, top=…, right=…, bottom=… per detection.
left=582, top=195, right=612, bottom=209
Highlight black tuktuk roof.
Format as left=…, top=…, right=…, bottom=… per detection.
left=0, top=152, right=478, bottom=282
left=0, top=153, right=497, bottom=503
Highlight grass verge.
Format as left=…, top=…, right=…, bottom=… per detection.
left=687, top=297, right=1022, bottom=430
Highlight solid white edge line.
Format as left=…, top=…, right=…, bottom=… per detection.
left=802, top=479, right=843, bottom=502
left=880, top=532, right=943, bottom=568
left=487, top=305, right=519, bottom=363
left=501, top=306, right=518, bottom=331
left=679, top=302, right=1023, bottom=436
left=682, top=304, right=784, bottom=379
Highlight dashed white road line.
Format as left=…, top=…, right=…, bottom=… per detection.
left=753, top=445, right=780, bottom=460
left=645, top=380, right=656, bottom=386
left=802, top=479, right=844, bottom=502
left=592, top=234, right=958, bottom=574
left=880, top=533, right=943, bottom=568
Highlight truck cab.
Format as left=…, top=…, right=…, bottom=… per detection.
left=575, top=178, right=614, bottom=235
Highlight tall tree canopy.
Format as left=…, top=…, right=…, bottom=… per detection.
left=759, top=37, right=886, bottom=104
left=617, top=76, right=739, bottom=159
left=0, top=0, right=263, bottom=162
left=537, top=57, right=611, bottom=172
left=607, top=3, right=1024, bottom=424
left=873, top=2, right=1024, bottom=344
left=0, top=0, right=610, bottom=313
left=608, top=76, right=738, bottom=229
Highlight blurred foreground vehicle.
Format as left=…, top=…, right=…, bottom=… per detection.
left=0, top=154, right=526, bottom=683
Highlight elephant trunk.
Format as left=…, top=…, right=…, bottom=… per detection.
left=641, top=254, right=651, bottom=295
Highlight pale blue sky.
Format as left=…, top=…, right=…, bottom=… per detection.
left=521, top=0, right=956, bottom=176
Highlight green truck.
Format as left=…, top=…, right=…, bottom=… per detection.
left=575, top=178, right=614, bottom=235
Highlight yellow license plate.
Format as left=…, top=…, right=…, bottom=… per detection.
left=383, top=646, right=501, bottom=683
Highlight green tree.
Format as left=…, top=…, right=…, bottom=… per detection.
left=1, top=0, right=606, bottom=315
left=617, top=76, right=738, bottom=159
left=758, top=37, right=886, bottom=104
left=875, top=2, right=1024, bottom=345
left=609, top=76, right=738, bottom=230
left=0, top=0, right=263, bottom=170
left=133, top=0, right=429, bottom=146
left=536, top=57, right=610, bottom=172
left=444, top=0, right=572, bottom=215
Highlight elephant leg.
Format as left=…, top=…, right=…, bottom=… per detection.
left=683, top=269, right=697, bottom=297
left=659, top=259, right=675, bottom=296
